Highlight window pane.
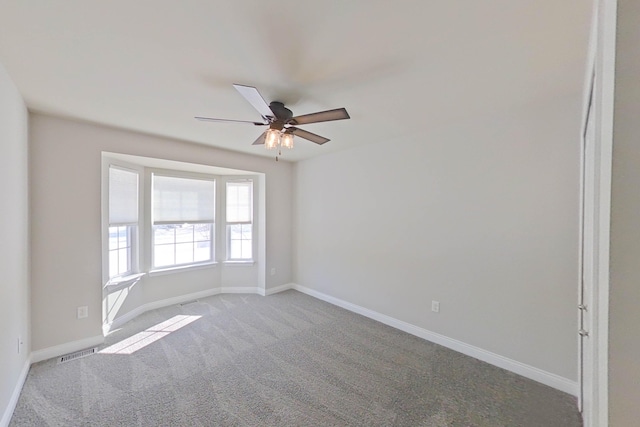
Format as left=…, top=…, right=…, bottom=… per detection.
left=227, top=223, right=252, bottom=260
left=154, top=244, right=174, bottom=267
left=241, top=241, right=252, bottom=259
left=194, top=223, right=211, bottom=241
left=175, top=224, right=194, bottom=243
left=109, top=227, right=118, bottom=250
left=109, top=250, right=119, bottom=277
left=229, top=240, right=241, bottom=259
left=194, top=241, right=211, bottom=262
left=154, top=225, right=175, bottom=245
left=118, top=248, right=129, bottom=274
left=241, top=224, right=252, bottom=239
left=109, top=225, right=134, bottom=278
left=152, top=222, right=213, bottom=268
left=230, top=224, right=242, bottom=239
left=118, top=226, right=128, bottom=248
left=175, top=242, right=194, bottom=264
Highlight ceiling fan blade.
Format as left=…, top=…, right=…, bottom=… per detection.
left=252, top=131, right=267, bottom=145
left=233, top=84, right=274, bottom=120
left=290, top=108, right=350, bottom=125
left=195, top=116, right=266, bottom=125
left=289, top=127, right=331, bottom=145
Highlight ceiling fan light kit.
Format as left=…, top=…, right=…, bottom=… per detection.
left=264, top=128, right=295, bottom=150
left=264, top=128, right=281, bottom=150
left=196, top=84, right=350, bottom=159
left=281, top=131, right=294, bottom=149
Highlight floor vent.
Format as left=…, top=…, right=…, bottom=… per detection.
left=179, top=300, right=199, bottom=306
left=58, top=347, right=97, bottom=364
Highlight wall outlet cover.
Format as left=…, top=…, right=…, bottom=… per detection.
left=77, top=306, right=89, bottom=319
left=431, top=301, right=440, bottom=313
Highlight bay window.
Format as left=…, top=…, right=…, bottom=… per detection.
left=104, top=157, right=259, bottom=282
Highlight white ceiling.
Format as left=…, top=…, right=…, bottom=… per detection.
left=0, top=1, right=592, bottom=162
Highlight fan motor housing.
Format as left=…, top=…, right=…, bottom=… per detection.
left=269, top=101, right=293, bottom=121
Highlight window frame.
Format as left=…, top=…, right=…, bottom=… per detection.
left=108, top=224, right=134, bottom=278
left=149, top=170, right=217, bottom=271
left=151, top=222, right=214, bottom=269
left=106, top=164, right=141, bottom=281
left=224, top=178, right=255, bottom=262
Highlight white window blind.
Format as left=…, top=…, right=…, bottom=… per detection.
left=226, top=181, right=252, bottom=222
left=109, top=167, right=139, bottom=225
left=153, top=175, right=215, bottom=224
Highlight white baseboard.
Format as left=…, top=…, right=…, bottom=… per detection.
left=31, top=335, right=105, bottom=364
left=0, top=357, right=31, bottom=427
left=105, top=287, right=224, bottom=334
left=291, top=283, right=579, bottom=397
left=220, top=286, right=261, bottom=294
left=104, top=285, right=282, bottom=334
left=264, top=283, right=294, bottom=296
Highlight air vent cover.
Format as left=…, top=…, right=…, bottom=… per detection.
left=58, top=347, right=97, bottom=364
left=179, top=300, right=199, bottom=306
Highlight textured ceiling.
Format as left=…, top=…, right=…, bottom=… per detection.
left=0, top=1, right=592, bottom=161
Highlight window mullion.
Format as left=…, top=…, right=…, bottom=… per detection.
left=173, top=227, right=177, bottom=266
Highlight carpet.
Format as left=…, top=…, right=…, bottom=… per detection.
left=10, top=290, right=582, bottom=426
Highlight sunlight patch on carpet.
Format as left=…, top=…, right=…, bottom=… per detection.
left=100, top=315, right=201, bottom=355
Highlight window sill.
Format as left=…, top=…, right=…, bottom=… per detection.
left=104, top=273, right=146, bottom=290
left=222, top=260, right=255, bottom=266
left=149, top=262, right=218, bottom=277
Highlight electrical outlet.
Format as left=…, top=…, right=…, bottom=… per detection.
left=431, top=300, right=440, bottom=313
left=270, top=267, right=276, bottom=276
left=77, top=306, right=89, bottom=319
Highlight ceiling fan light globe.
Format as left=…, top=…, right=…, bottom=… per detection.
left=281, top=133, right=294, bottom=149
left=265, top=129, right=280, bottom=150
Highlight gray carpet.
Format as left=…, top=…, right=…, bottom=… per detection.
left=10, top=290, right=582, bottom=426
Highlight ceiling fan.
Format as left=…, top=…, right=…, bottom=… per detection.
left=195, top=84, right=350, bottom=153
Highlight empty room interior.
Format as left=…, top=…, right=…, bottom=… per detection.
left=1, top=1, right=638, bottom=426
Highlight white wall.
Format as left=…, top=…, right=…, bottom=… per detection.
left=0, top=62, right=30, bottom=424
left=294, top=95, right=581, bottom=384
left=609, top=0, right=640, bottom=423
left=30, top=114, right=293, bottom=352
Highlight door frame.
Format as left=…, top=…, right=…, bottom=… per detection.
left=579, top=0, right=616, bottom=426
